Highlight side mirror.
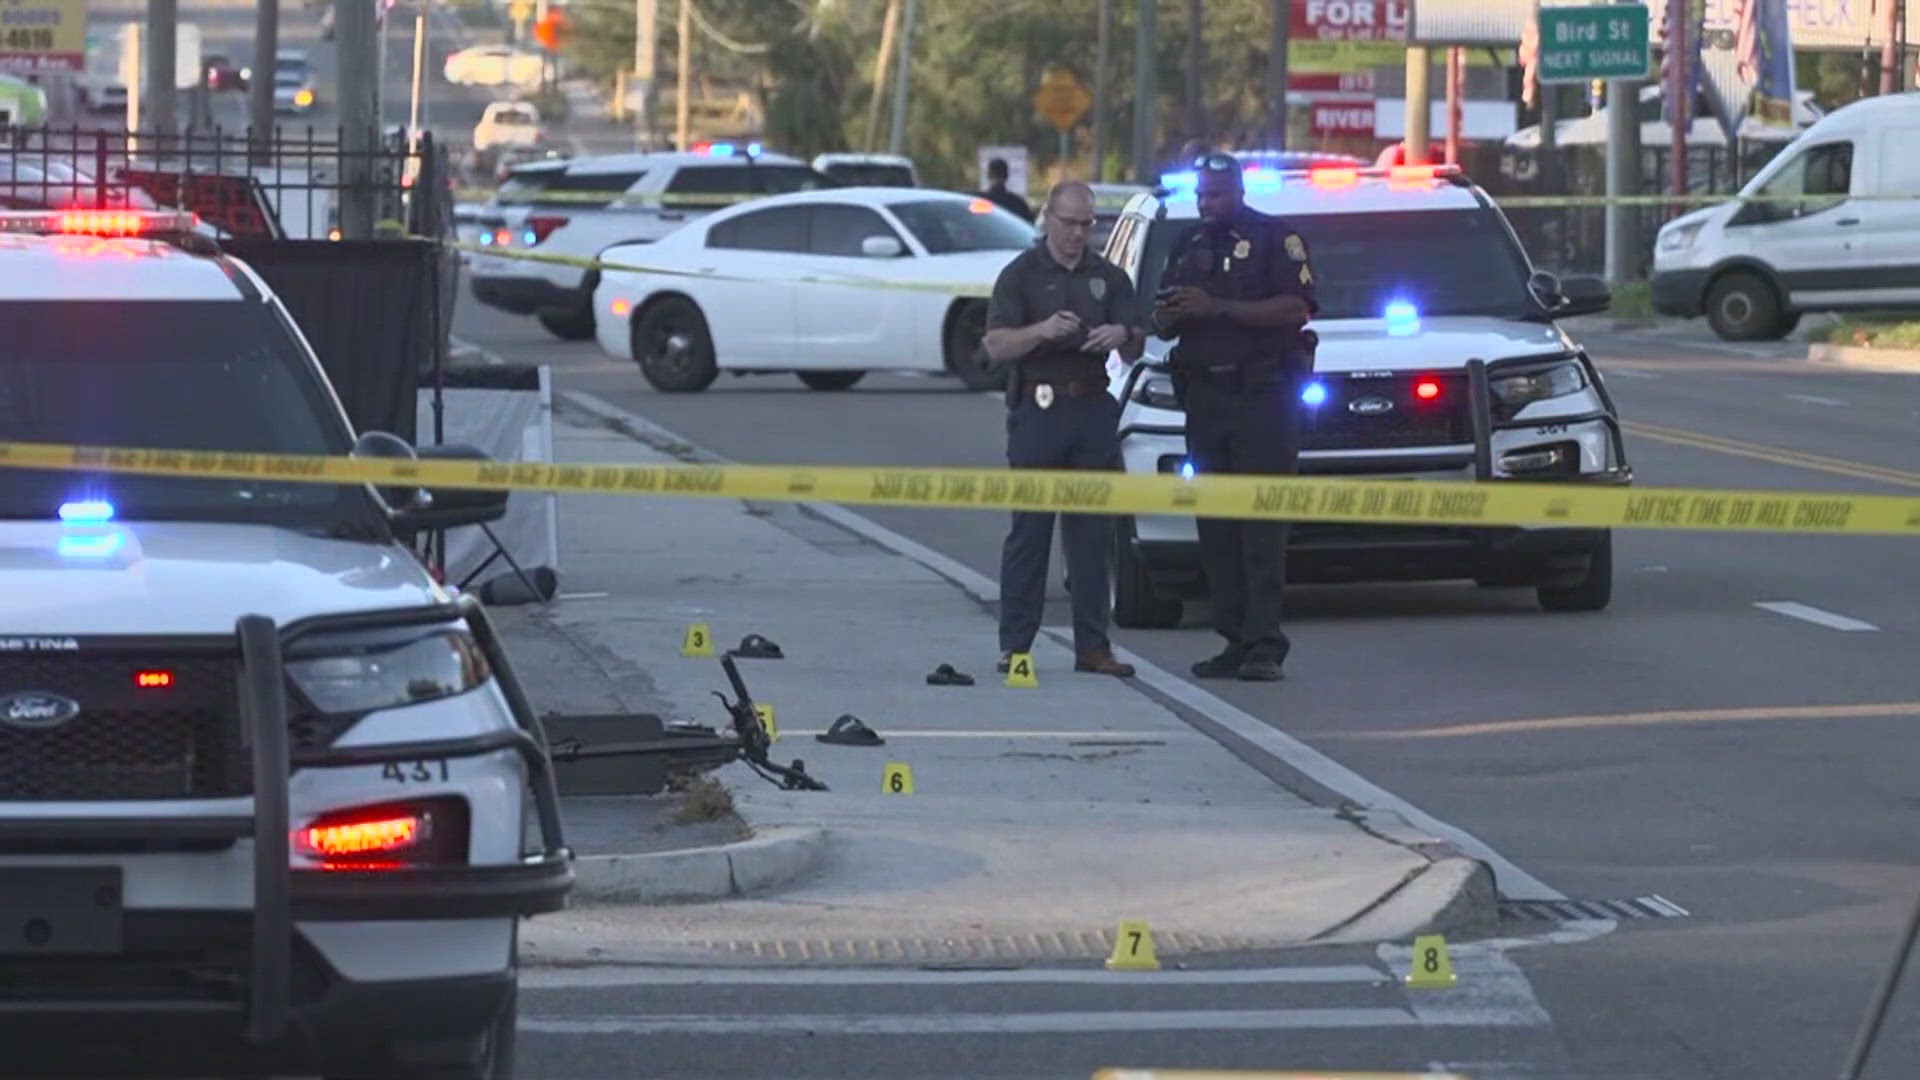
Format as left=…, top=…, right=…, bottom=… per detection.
left=351, top=430, right=428, bottom=514
left=860, top=234, right=905, bottom=258
left=1528, top=270, right=1566, bottom=310
left=1555, top=274, right=1612, bottom=317
left=394, top=443, right=512, bottom=532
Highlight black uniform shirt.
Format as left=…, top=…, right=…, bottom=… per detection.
left=986, top=243, right=1141, bottom=384
left=1158, top=204, right=1318, bottom=370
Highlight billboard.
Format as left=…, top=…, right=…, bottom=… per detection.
left=0, top=0, right=88, bottom=74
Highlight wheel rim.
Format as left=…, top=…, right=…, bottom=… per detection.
left=643, top=312, right=700, bottom=378
left=1720, top=291, right=1754, bottom=328
left=952, top=308, right=990, bottom=379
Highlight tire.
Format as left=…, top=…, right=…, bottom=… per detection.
left=537, top=305, right=595, bottom=341
left=1111, top=518, right=1185, bottom=629
left=1537, top=532, right=1613, bottom=612
left=797, top=370, right=866, bottom=391
left=1704, top=271, right=1789, bottom=341
left=326, top=978, right=517, bottom=1080
left=943, top=301, right=1003, bottom=391
left=632, top=296, right=719, bottom=393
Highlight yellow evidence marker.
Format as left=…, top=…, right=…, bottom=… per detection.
left=754, top=702, right=779, bottom=742
left=882, top=762, right=914, bottom=794
left=1005, top=652, right=1037, bottom=687
left=1405, top=934, right=1456, bottom=989
left=1106, top=920, right=1160, bottom=971
left=681, top=622, right=714, bottom=657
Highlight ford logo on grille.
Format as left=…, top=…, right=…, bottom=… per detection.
left=1348, top=395, right=1395, bottom=416
left=0, top=691, right=81, bottom=730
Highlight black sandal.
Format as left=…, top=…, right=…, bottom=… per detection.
left=817, top=713, right=885, bottom=746
left=730, top=633, right=784, bottom=659
left=926, top=663, right=975, bottom=687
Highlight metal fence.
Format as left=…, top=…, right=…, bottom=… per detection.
left=0, top=125, right=453, bottom=241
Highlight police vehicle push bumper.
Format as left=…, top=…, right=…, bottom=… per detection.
left=0, top=594, right=573, bottom=1075
left=1111, top=350, right=1632, bottom=626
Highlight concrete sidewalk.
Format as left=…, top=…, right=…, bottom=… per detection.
left=509, top=397, right=1496, bottom=967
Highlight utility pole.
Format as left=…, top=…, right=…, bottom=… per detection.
left=633, top=0, right=658, bottom=149
left=1445, top=45, right=1462, bottom=165
left=408, top=0, right=428, bottom=139
left=1183, top=0, right=1202, bottom=146
left=886, top=0, right=919, bottom=154
left=1266, top=0, right=1288, bottom=150
left=337, top=0, right=379, bottom=239
left=1132, top=0, right=1158, bottom=183
left=146, top=0, right=178, bottom=138
left=675, top=0, right=691, bottom=150
left=1603, top=0, right=1642, bottom=285
left=865, top=0, right=902, bottom=152
left=1092, top=0, right=1112, bottom=180
left=249, top=0, right=279, bottom=143
left=1404, top=45, right=1431, bottom=163
left=1880, top=0, right=1901, bottom=94
left=1669, top=0, right=1689, bottom=197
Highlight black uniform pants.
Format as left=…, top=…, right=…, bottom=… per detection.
left=1183, top=380, right=1301, bottom=660
left=998, top=392, right=1122, bottom=658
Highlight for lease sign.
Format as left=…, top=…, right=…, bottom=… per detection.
left=0, top=0, right=87, bottom=73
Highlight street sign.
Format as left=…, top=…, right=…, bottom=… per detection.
left=1536, top=5, right=1651, bottom=84
left=511, top=0, right=533, bottom=22
left=0, top=0, right=89, bottom=75
left=1032, top=66, right=1091, bottom=133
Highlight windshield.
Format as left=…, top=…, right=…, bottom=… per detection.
left=1140, top=208, right=1537, bottom=322
left=887, top=198, right=1034, bottom=254
left=0, top=300, right=362, bottom=526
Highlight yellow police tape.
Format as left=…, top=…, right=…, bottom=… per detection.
left=4, top=440, right=1918, bottom=537
left=454, top=239, right=993, bottom=298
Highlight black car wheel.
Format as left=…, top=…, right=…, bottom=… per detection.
left=1537, top=531, right=1614, bottom=612
left=944, top=300, right=1003, bottom=391
left=633, top=296, right=719, bottom=393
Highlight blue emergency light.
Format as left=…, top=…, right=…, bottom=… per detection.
left=1300, top=381, right=1328, bottom=407
left=58, top=500, right=115, bottom=523
left=1384, top=300, right=1421, bottom=336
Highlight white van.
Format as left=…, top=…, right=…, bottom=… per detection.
left=1651, top=91, right=1920, bottom=340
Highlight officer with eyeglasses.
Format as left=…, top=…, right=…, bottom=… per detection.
left=1149, top=151, right=1319, bottom=682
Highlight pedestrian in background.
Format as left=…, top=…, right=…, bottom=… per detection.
left=981, top=157, right=1033, bottom=221
left=982, top=180, right=1141, bottom=678
left=1150, top=151, right=1318, bottom=682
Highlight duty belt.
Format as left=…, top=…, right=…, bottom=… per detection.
left=1023, top=378, right=1107, bottom=408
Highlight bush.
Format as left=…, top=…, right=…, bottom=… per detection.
left=1814, top=320, right=1920, bottom=349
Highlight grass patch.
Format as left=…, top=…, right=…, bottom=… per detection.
left=1813, top=319, right=1920, bottom=349
left=667, top=771, right=744, bottom=829
left=1606, top=280, right=1654, bottom=320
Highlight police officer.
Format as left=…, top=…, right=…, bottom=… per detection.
left=1150, top=151, right=1318, bottom=682
left=982, top=180, right=1141, bottom=678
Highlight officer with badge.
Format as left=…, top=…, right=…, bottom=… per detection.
left=1150, top=151, right=1319, bottom=682
left=981, top=180, right=1142, bottom=678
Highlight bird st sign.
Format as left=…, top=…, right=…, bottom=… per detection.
left=1536, top=5, right=1652, bottom=83
left=1033, top=66, right=1092, bottom=134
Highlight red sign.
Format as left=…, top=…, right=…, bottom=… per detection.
left=1310, top=101, right=1377, bottom=137
left=1291, top=0, right=1410, bottom=42
left=1289, top=71, right=1377, bottom=94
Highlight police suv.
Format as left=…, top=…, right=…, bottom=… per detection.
left=0, top=210, right=572, bottom=1077
left=1104, top=165, right=1632, bottom=627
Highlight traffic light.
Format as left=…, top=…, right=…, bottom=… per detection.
left=533, top=9, right=565, bottom=51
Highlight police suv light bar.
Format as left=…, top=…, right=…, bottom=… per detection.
left=1156, top=163, right=1462, bottom=194
left=0, top=210, right=202, bottom=237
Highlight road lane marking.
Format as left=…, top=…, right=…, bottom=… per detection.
left=1786, top=393, right=1847, bottom=406
left=1599, top=367, right=1659, bottom=379
left=1623, top=421, right=1920, bottom=489
left=517, top=1007, right=1538, bottom=1036
left=1316, top=701, right=1920, bottom=740
left=524, top=964, right=1388, bottom=990
left=1754, top=601, right=1879, bottom=631
left=553, top=388, right=1565, bottom=906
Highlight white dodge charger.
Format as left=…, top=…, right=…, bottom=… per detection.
left=591, top=187, right=1036, bottom=392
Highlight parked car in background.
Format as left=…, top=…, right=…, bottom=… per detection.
left=810, top=153, right=920, bottom=187
left=444, top=44, right=546, bottom=91
left=473, top=101, right=543, bottom=153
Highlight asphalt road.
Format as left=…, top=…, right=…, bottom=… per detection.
left=452, top=296, right=1920, bottom=1079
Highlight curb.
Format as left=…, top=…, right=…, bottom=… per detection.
left=1315, top=808, right=1502, bottom=944
left=1807, top=342, right=1920, bottom=372
left=568, top=826, right=830, bottom=905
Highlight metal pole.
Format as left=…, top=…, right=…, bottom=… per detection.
left=1881, top=0, right=1902, bottom=94
left=377, top=0, right=390, bottom=130
left=886, top=0, right=919, bottom=154
left=1184, top=0, right=1202, bottom=146
left=1837, top=883, right=1920, bottom=1080
left=337, top=0, right=379, bottom=238
left=1267, top=0, right=1289, bottom=150
left=1092, top=0, right=1112, bottom=180
left=1404, top=45, right=1431, bottom=163
left=408, top=2, right=427, bottom=141
left=1604, top=0, right=1643, bottom=284
left=633, top=0, right=658, bottom=149
left=125, top=23, right=142, bottom=151
left=1670, top=0, right=1689, bottom=197
left=1445, top=45, right=1463, bottom=165
left=249, top=0, right=280, bottom=146
left=676, top=0, right=692, bottom=150
left=1132, top=0, right=1158, bottom=184
left=865, top=0, right=901, bottom=152
left=147, top=0, right=178, bottom=138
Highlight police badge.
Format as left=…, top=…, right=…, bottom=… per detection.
left=1089, top=277, right=1106, bottom=300
left=1232, top=239, right=1251, bottom=260
left=1285, top=233, right=1307, bottom=261
left=1035, top=384, right=1055, bottom=409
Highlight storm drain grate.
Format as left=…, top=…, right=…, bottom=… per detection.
left=1499, top=895, right=1690, bottom=922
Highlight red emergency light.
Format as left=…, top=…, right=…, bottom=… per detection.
left=1414, top=378, right=1442, bottom=400
left=1308, top=167, right=1359, bottom=190
left=0, top=210, right=200, bottom=237
left=135, top=669, right=174, bottom=689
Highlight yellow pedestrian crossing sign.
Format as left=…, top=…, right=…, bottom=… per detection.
left=511, top=0, right=533, bottom=22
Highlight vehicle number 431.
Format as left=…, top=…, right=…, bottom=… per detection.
left=383, top=760, right=450, bottom=783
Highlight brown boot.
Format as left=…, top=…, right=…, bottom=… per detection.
left=1075, top=647, right=1136, bottom=677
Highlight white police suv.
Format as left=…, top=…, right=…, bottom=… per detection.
left=0, top=210, right=572, bottom=1077
left=1104, top=165, right=1633, bottom=628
